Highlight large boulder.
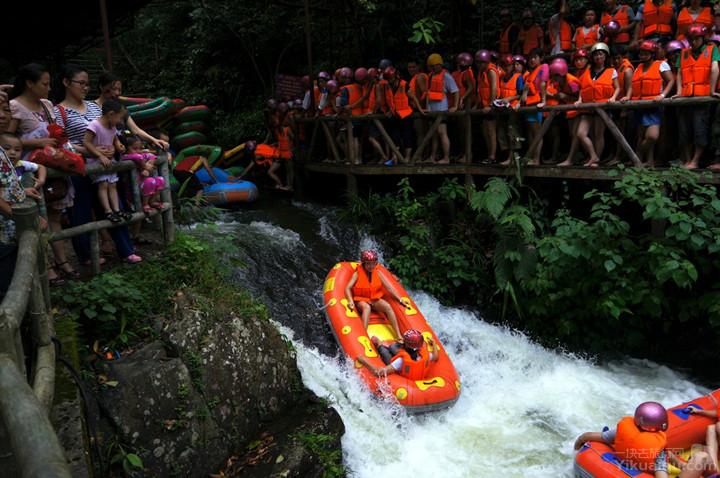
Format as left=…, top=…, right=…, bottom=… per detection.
left=95, top=292, right=344, bottom=477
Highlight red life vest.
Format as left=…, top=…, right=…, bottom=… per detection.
left=477, top=65, right=499, bottom=108
left=254, top=143, right=278, bottom=166
left=408, top=72, right=428, bottom=108
left=500, top=24, right=515, bottom=54
left=361, top=82, right=373, bottom=114
left=677, top=7, right=712, bottom=40
left=574, top=25, right=600, bottom=50
left=452, top=68, right=476, bottom=103
left=617, top=58, right=634, bottom=96
left=550, top=18, right=573, bottom=51
left=631, top=60, right=663, bottom=99
left=499, top=72, right=521, bottom=107
left=614, top=416, right=667, bottom=471
left=428, top=69, right=448, bottom=102
left=642, top=0, right=674, bottom=38
left=602, top=6, right=632, bottom=43
left=369, top=79, right=395, bottom=114
left=525, top=65, right=545, bottom=105
left=391, top=79, right=413, bottom=119
left=391, top=347, right=431, bottom=380
left=352, top=268, right=384, bottom=302
left=580, top=68, right=617, bottom=103
left=680, top=45, right=714, bottom=96
left=520, top=24, right=544, bottom=55
left=341, top=83, right=365, bottom=116
left=276, top=126, right=292, bottom=160
left=546, top=73, right=580, bottom=117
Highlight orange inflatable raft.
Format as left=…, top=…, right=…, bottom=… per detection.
left=323, top=262, right=461, bottom=413
left=575, top=389, right=720, bottom=478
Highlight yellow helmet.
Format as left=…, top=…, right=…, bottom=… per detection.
left=427, top=53, right=443, bottom=66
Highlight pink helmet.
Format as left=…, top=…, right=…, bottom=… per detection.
left=367, top=67, right=378, bottom=80
left=326, top=79, right=339, bottom=93
left=602, top=20, right=621, bottom=36
left=665, top=40, right=684, bottom=54
left=402, top=329, right=424, bottom=349
left=499, top=54, right=514, bottom=67
left=318, top=71, right=331, bottom=80
left=354, top=67, right=368, bottom=82
left=634, top=402, right=668, bottom=432
left=339, top=67, right=353, bottom=79
left=457, top=52, right=473, bottom=67
left=549, top=58, right=568, bottom=76
left=512, top=54, right=526, bottom=65
left=688, top=23, right=709, bottom=39
left=360, top=249, right=378, bottom=263
left=475, top=49, right=492, bottom=63
left=245, top=140, right=257, bottom=151
left=573, top=48, right=590, bottom=60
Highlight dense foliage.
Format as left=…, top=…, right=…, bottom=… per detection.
left=349, top=168, right=720, bottom=366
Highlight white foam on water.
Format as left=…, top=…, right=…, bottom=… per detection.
left=247, top=221, right=302, bottom=247
left=276, top=292, right=707, bottom=478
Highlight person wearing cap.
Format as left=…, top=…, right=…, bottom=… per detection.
left=356, top=329, right=440, bottom=380
left=498, top=8, right=520, bottom=55
left=517, top=9, right=545, bottom=56
left=345, top=249, right=410, bottom=340
left=520, top=48, right=549, bottom=165
left=622, top=40, right=675, bottom=167
left=575, top=42, right=621, bottom=167
left=497, top=54, right=525, bottom=165
left=545, top=59, right=581, bottom=165
left=424, top=53, right=459, bottom=164
left=475, top=49, right=499, bottom=163
left=574, top=10, right=602, bottom=52
left=574, top=401, right=681, bottom=477
left=677, top=0, right=712, bottom=41
left=634, top=0, right=678, bottom=45
left=548, top=0, right=574, bottom=55
left=673, top=23, right=720, bottom=169
left=601, top=0, right=637, bottom=53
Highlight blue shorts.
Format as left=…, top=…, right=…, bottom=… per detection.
left=524, top=111, right=543, bottom=123
left=639, top=110, right=662, bottom=127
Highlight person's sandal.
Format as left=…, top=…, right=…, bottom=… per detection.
left=48, top=269, right=66, bottom=287
left=118, top=210, right=133, bottom=221
left=55, top=261, right=80, bottom=279
left=123, top=254, right=142, bottom=264
left=106, top=212, right=121, bottom=224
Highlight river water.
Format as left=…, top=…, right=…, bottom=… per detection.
left=199, top=198, right=708, bottom=478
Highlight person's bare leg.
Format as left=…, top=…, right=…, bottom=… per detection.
left=640, top=125, right=659, bottom=167
left=679, top=451, right=711, bottom=478
left=686, top=145, right=704, bottom=169
left=527, top=121, right=541, bottom=165
left=108, top=183, right=120, bottom=212
left=438, top=123, right=451, bottom=163
left=97, top=182, right=111, bottom=213
left=593, top=117, right=606, bottom=163
left=372, top=298, right=402, bottom=339
left=47, top=208, right=72, bottom=273
left=368, top=137, right=388, bottom=162
left=483, top=120, right=497, bottom=162
left=708, top=423, right=719, bottom=472
left=356, top=301, right=371, bottom=330
left=577, top=117, right=599, bottom=166
left=268, top=161, right=286, bottom=189
left=559, top=118, right=580, bottom=166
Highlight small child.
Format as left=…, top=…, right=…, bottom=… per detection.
left=0, top=133, right=46, bottom=190
left=82, top=99, right=130, bottom=224
left=121, top=135, right=166, bottom=213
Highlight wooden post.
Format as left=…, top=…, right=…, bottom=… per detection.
left=98, top=0, right=113, bottom=71
left=89, top=230, right=101, bottom=276
left=464, top=110, right=472, bottom=163
left=321, top=121, right=342, bottom=163
left=129, top=168, right=142, bottom=213
left=595, top=107, right=641, bottom=166
left=525, top=110, right=558, bottom=161
left=412, top=115, right=443, bottom=163
left=346, top=118, right=355, bottom=164
left=372, top=119, right=404, bottom=163
left=307, top=120, right=319, bottom=163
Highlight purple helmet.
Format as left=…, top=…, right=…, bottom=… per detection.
left=512, top=54, right=526, bottom=65
left=326, top=79, right=339, bottom=93
left=457, top=52, right=473, bottom=67
left=475, top=49, right=492, bottom=63
left=339, top=67, right=353, bottom=79
left=245, top=140, right=257, bottom=151
left=602, top=20, right=621, bottom=36
left=711, top=34, right=720, bottom=44
left=634, top=402, right=668, bottom=432
left=318, top=71, right=331, bottom=80
left=665, top=40, right=684, bottom=54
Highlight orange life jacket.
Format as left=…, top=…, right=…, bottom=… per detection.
left=477, top=64, right=500, bottom=108
left=369, top=79, right=395, bottom=114
left=574, top=25, right=600, bottom=50
left=546, top=73, right=580, bottom=117
left=341, top=83, right=365, bottom=116
left=352, top=268, right=384, bottom=302
left=580, top=68, right=617, bottom=103
left=499, top=72, right=522, bottom=107
left=602, top=6, right=632, bottom=43
left=550, top=18, right=573, bottom=51
left=680, top=45, right=714, bottom=96
left=276, top=126, right=292, bottom=160
left=391, top=79, right=413, bottom=119
left=391, top=347, right=431, bottom=380
left=642, top=0, right=675, bottom=38
left=452, top=68, right=476, bottom=104
left=614, top=416, right=667, bottom=471
left=677, top=7, right=712, bottom=40
left=631, top=60, right=663, bottom=99
left=409, top=72, right=428, bottom=109
left=254, top=143, right=278, bottom=166
left=525, top=65, right=545, bottom=105
left=520, top=24, right=544, bottom=55
left=361, top=82, right=373, bottom=114
left=617, top=58, right=634, bottom=95
left=428, top=69, right=448, bottom=102
left=500, top=24, right=515, bottom=54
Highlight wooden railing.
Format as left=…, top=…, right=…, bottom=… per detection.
left=0, top=154, right=174, bottom=476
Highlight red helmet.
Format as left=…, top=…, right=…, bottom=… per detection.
left=549, top=58, right=568, bottom=76
left=500, top=54, right=514, bottom=67
left=339, top=67, right=353, bottom=79
left=639, top=40, right=657, bottom=53
left=572, top=48, right=590, bottom=60
left=688, top=23, right=709, bottom=39
left=602, top=20, right=621, bottom=36
left=457, top=52, right=473, bottom=67
left=665, top=40, right=684, bottom=54
left=475, top=49, right=492, bottom=63
left=512, top=54, right=526, bottom=65
left=245, top=140, right=257, bottom=151
left=326, top=79, right=339, bottom=93
left=383, top=66, right=397, bottom=79
left=634, top=402, right=668, bottom=432
left=360, top=249, right=378, bottom=262
left=402, top=329, right=424, bottom=349
left=367, top=67, right=378, bottom=80
left=354, top=67, right=368, bottom=82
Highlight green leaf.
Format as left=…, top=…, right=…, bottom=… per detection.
left=604, top=260, right=616, bottom=272
left=126, top=453, right=143, bottom=469
left=84, top=308, right=98, bottom=319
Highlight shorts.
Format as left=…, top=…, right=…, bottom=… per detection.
left=677, top=105, right=710, bottom=148
left=524, top=111, right=543, bottom=123
left=639, top=109, right=662, bottom=127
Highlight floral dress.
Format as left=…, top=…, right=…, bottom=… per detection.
left=0, top=147, right=26, bottom=246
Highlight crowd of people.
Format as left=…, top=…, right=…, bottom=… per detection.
left=0, top=63, right=171, bottom=298
left=267, top=0, right=720, bottom=170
